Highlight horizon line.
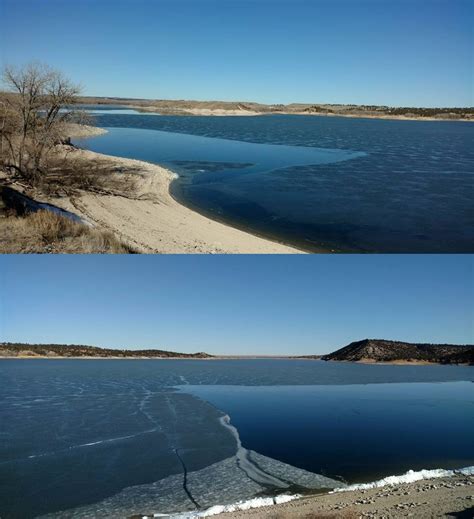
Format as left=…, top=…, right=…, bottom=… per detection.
left=76, top=94, right=473, bottom=110
left=2, top=338, right=473, bottom=356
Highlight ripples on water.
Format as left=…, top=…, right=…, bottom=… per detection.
left=77, top=111, right=474, bottom=252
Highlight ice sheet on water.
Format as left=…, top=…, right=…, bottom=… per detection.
left=36, top=399, right=343, bottom=518
left=2, top=360, right=472, bottom=518
left=40, top=452, right=342, bottom=519
left=60, top=106, right=161, bottom=116
left=1, top=387, right=236, bottom=518
left=79, top=114, right=474, bottom=252
left=160, top=494, right=300, bottom=519
left=39, top=470, right=192, bottom=518
left=248, top=451, right=343, bottom=490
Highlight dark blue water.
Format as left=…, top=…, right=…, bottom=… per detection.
left=75, top=108, right=474, bottom=252
left=1, top=359, right=473, bottom=517
left=181, top=383, right=474, bottom=483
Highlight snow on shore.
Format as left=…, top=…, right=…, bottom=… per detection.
left=332, top=465, right=474, bottom=492
left=153, top=466, right=474, bottom=519
left=150, top=494, right=299, bottom=518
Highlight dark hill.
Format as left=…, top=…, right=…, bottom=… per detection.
left=321, top=339, right=474, bottom=365
left=0, top=342, right=212, bottom=359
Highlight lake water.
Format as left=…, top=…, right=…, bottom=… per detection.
left=1, top=359, right=473, bottom=518
left=73, top=107, right=474, bottom=252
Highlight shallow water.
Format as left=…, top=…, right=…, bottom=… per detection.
left=1, top=359, right=473, bottom=518
left=75, top=107, right=474, bottom=252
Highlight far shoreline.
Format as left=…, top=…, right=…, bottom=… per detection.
left=80, top=96, right=474, bottom=122
left=1, top=356, right=471, bottom=366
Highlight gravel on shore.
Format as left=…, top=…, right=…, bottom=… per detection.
left=211, top=475, right=474, bottom=519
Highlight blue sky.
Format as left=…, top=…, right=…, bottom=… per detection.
left=1, top=0, right=472, bottom=107
left=1, top=255, right=472, bottom=355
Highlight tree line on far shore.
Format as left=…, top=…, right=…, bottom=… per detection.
left=0, top=342, right=212, bottom=358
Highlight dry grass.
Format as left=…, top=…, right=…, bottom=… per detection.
left=29, top=210, right=81, bottom=243
left=36, top=149, right=138, bottom=198
left=0, top=210, right=134, bottom=253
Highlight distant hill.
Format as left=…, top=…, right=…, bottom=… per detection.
left=320, top=339, right=474, bottom=365
left=0, top=342, right=212, bottom=359
left=75, top=96, right=474, bottom=120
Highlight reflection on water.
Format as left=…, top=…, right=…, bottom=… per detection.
left=74, top=109, right=474, bottom=252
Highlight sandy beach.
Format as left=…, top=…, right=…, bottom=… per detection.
left=211, top=473, right=474, bottom=519
left=135, top=106, right=261, bottom=117
left=50, top=125, right=302, bottom=254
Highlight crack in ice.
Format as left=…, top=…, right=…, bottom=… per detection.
left=175, top=448, right=201, bottom=509
left=1, top=428, right=159, bottom=465
left=219, top=415, right=288, bottom=489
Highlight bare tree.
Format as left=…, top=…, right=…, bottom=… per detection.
left=0, top=63, right=83, bottom=185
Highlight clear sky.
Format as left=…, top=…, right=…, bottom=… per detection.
left=1, top=255, right=472, bottom=355
left=1, top=0, right=472, bottom=107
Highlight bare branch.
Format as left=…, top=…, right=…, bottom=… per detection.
left=0, top=62, right=83, bottom=186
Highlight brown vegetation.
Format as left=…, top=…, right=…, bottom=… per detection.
left=0, top=64, right=141, bottom=253
left=32, top=146, right=137, bottom=197
left=0, top=63, right=87, bottom=186
left=0, top=64, right=125, bottom=197
left=0, top=209, right=134, bottom=253
left=0, top=342, right=212, bottom=358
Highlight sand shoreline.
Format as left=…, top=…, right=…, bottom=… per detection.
left=50, top=125, right=302, bottom=254
left=207, top=473, right=474, bottom=518
left=137, top=107, right=473, bottom=122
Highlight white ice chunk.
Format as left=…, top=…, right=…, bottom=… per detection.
left=332, top=465, right=474, bottom=492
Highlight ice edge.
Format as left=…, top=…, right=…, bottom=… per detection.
left=150, top=494, right=299, bottom=518
left=331, top=465, right=474, bottom=492
left=149, top=466, right=474, bottom=519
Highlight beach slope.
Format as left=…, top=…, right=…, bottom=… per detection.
left=56, top=128, right=302, bottom=254
left=212, top=473, right=474, bottom=518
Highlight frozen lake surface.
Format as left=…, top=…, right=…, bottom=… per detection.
left=75, top=107, right=474, bottom=252
left=1, top=359, right=473, bottom=518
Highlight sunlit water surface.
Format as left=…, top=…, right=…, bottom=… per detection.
left=74, top=107, right=474, bottom=252
left=1, top=359, right=473, bottom=518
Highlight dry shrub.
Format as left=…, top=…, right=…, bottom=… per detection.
left=75, top=229, right=132, bottom=254
left=29, top=210, right=82, bottom=243
left=0, top=63, right=86, bottom=185
left=0, top=209, right=134, bottom=253
left=38, top=150, right=138, bottom=198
